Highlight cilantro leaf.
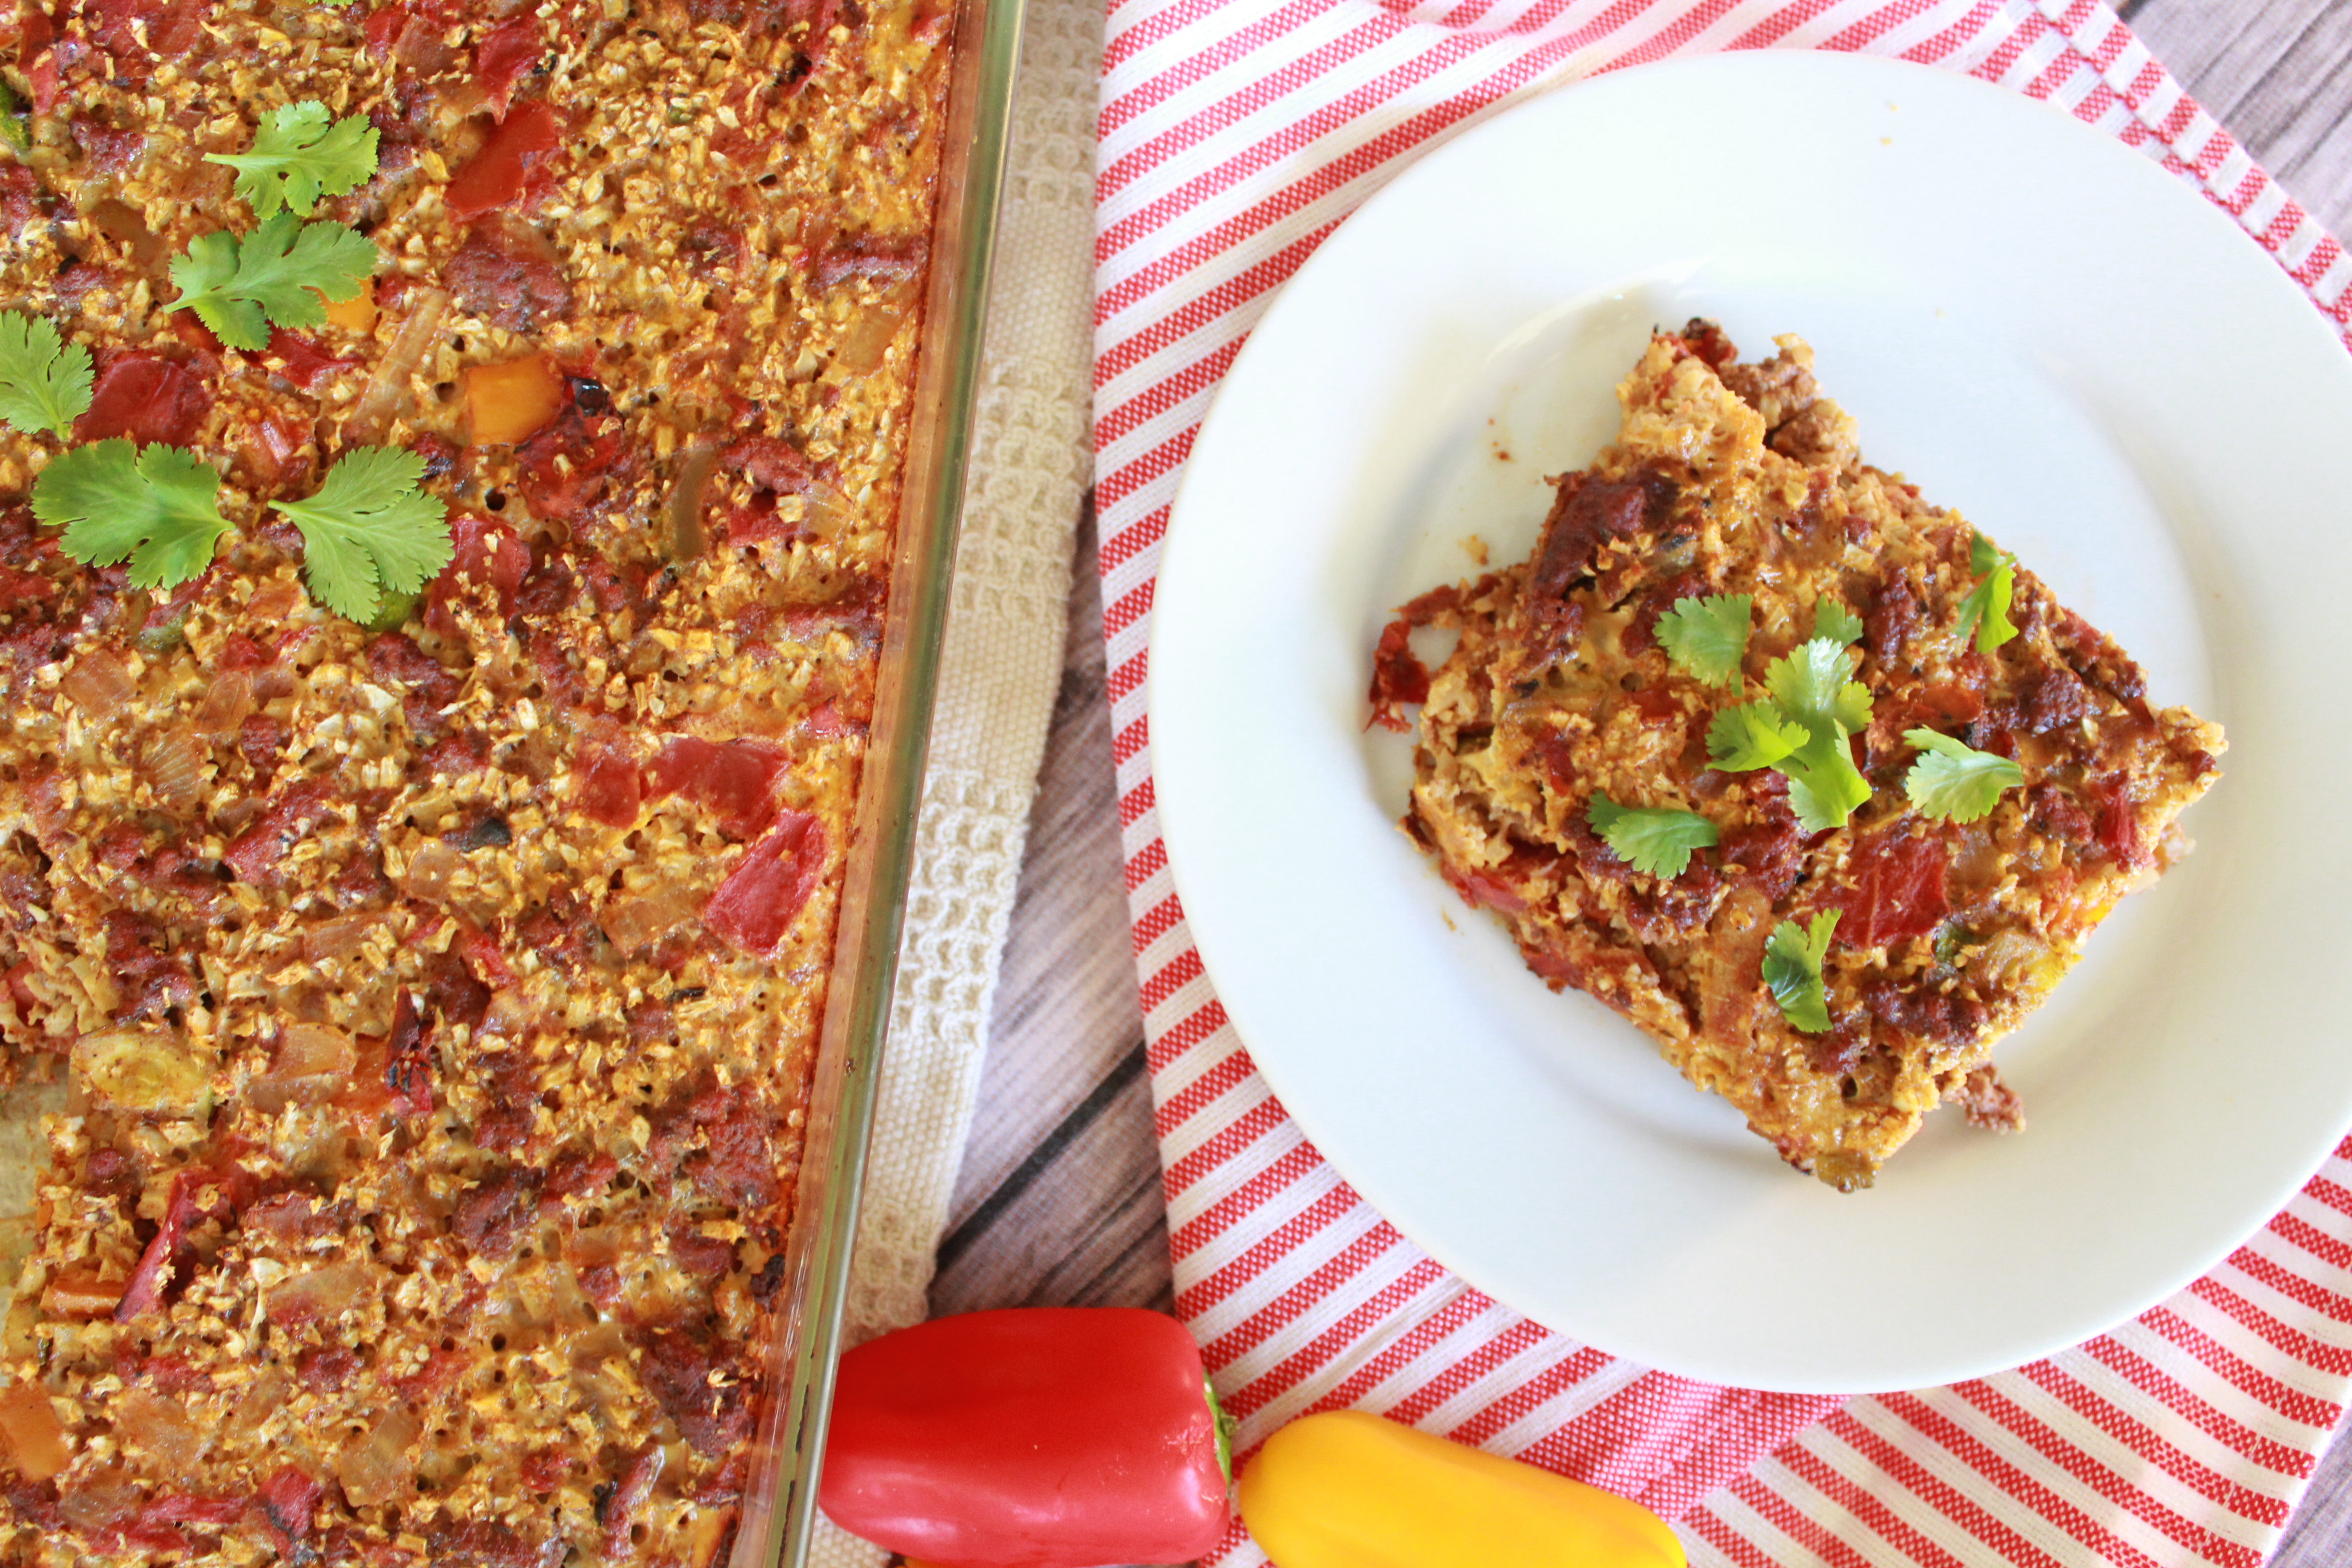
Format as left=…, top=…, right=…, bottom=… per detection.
left=166, top=212, right=378, bottom=351
left=32, top=440, right=229, bottom=590
left=1781, top=756, right=1874, bottom=836
left=0, top=311, right=94, bottom=436
left=1813, top=597, right=1863, bottom=646
left=206, top=101, right=380, bottom=220
left=1955, top=530, right=2018, bottom=654
left=1763, top=910, right=1840, bottom=1034
left=1654, top=593, right=1751, bottom=690
left=1969, top=531, right=2002, bottom=577
left=270, top=446, right=451, bottom=622
left=1587, top=794, right=1718, bottom=879
left=1706, top=701, right=1806, bottom=772
left=1755, top=637, right=1876, bottom=831
left=1765, top=637, right=1872, bottom=737
left=1903, top=728, right=2024, bottom=823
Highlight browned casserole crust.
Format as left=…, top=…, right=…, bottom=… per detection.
left=1378, top=324, right=2222, bottom=1192
left=0, top=0, right=951, bottom=1561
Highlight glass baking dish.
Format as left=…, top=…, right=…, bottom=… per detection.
left=727, top=0, right=1029, bottom=1560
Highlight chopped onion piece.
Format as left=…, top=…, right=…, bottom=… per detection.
left=193, top=668, right=255, bottom=742
left=266, top=1261, right=371, bottom=1326
left=831, top=278, right=922, bottom=376
left=336, top=1406, right=421, bottom=1508
left=401, top=840, right=462, bottom=904
left=61, top=648, right=135, bottom=716
left=600, top=886, right=699, bottom=954
left=141, top=728, right=208, bottom=817
left=344, top=286, right=451, bottom=446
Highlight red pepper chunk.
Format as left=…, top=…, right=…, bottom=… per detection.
left=820, top=1308, right=1231, bottom=1568
left=446, top=101, right=563, bottom=217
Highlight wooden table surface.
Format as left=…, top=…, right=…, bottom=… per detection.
left=929, top=4, right=2352, bottom=1560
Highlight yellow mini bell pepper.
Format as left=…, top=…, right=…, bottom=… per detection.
left=1238, top=1409, right=1686, bottom=1568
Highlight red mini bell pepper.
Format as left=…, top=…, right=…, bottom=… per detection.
left=819, top=1307, right=1233, bottom=1568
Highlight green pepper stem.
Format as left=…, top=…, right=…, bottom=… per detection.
left=1204, top=1373, right=1237, bottom=1491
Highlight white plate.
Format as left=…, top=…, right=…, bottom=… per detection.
left=1149, top=50, right=2352, bottom=1394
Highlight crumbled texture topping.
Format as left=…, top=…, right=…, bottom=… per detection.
left=1384, top=324, right=2222, bottom=1192
left=0, top=0, right=950, bottom=1560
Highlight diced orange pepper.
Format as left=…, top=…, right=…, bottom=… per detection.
left=1238, top=1409, right=1685, bottom=1568
left=39, top=1265, right=127, bottom=1319
left=465, top=353, right=564, bottom=446
left=0, top=1382, right=67, bottom=1481
left=321, top=284, right=379, bottom=336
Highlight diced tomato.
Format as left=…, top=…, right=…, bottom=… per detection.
left=73, top=352, right=211, bottom=447
left=1622, top=686, right=1682, bottom=726
left=0, top=167, right=41, bottom=237
left=455, top=918, right=518, bottom=989
left=645, top=736, right=787, bottom=840
left=519, top=1449, right=568, bottom=1496
left=251, top=1465, right=321, bottom=1556
left=475, top=16, right=542, bottom=119
left=80, top=0, right=207, bottom=66
left=705, top=810, right=826, bottom=957
left=575, top=744, right=642, bottom=827
left=1824, top=829, right=1950, bottom=950
left=362, top=1, right=407, bottom=53
left=0, top=566, right=54, bottom=612
left=426, top=515, right=530, bottom=630
left=446, top=101, right=563, bottom=218
left=803, top=701, right=863, bottom=739
left=723, top=493, right=803, bottom=549
left=24, top=54, right=59, bottom=115
left=514, top=377, right=629, bottom=519
left=261, top=328, right=355, bottom=392
left=223, top=779, right=331, bottom=886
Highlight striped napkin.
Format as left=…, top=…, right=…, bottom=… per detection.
left=1091, top=3, right=2352, bottom=1564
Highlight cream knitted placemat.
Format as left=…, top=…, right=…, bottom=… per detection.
left=804, top=0, right=1104, bottom=1555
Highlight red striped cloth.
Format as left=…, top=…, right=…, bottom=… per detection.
left=1091, top=2, right=2352, bottom=1563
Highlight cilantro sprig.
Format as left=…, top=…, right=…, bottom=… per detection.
left=1654, top=593, right=1751, bottom=690
left=1955, top=531, right=2018, bottom=654
left=270, top=446, right=451, bottom=622
left=0, top=311, right=94, bottom=437
left=166, top=211, right=378, bottom=352
left=1763, top=910, right=1840, bottom=1034
left=1706, top=637, right=1876, bottom=833
left=1903, top=729, right=2024, bottom=823
left=205, top=101, right=380, bottom=219
left=1587, top=794, right=1718, bottom=879
left=31, top=440, right=229, bottom=589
